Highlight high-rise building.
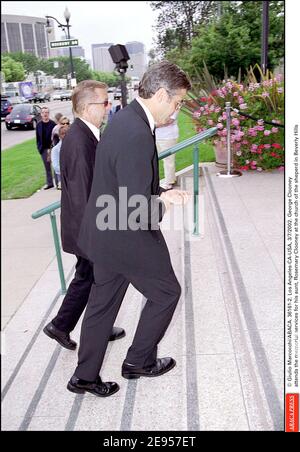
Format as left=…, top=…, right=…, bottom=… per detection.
left=125, top=41, right=147, bottom=79
left=1, top=14, right=57, bottom=58
left=92, top=43, right=115, bottom=72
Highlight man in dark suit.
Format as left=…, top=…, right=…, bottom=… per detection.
left=67, top=61, right=191, bottom=398
left=36, top=107, right=56, bottom=189
left=43, top=80, right=125, bottom=351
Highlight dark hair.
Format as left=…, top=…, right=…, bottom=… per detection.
left=138, top=60, right=191, bottom=99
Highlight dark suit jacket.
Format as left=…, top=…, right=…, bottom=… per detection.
left=77, top=99, right=172, bottom=278
left=36, top=119, right=56, bottom=153
left=60, top=118, right=99, bottom=256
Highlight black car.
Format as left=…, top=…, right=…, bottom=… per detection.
left=1, top=96, right=25, bottom=118
left=5, top=104, right=41, bottom=130
left=31, top=92, right=51, bottom=103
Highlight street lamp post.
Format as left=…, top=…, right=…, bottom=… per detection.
left=45, top=7, right=75, bottom=88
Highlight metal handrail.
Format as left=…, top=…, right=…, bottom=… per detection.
left=32, top=127, right=217, bottom=293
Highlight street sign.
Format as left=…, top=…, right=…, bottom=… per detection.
left=50, top=39, right=79, bottom=49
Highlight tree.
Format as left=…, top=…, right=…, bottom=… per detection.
left=169, top=1, right=284, bottom=82
left=1, top=56, right=25, bottom=82
left=91, top=70, right=121, bottom=87
left=4, top=51, right=40, bottom=76
left=149, top=1, right=217, bottom=55
left=45, top=57, right=93, bottom=82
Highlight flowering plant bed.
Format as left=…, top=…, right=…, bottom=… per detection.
left=183, top=67, right=284, bottom=171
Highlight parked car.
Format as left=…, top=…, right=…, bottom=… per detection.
left=60, top=90, right=72, bottom=101
left=31, top=92, right=51, bottom=103
left=51, top=91, right=62, bottom=101
left=5, top=103, right=41, bottom=130
left=1, top=96, right=25, bottom=118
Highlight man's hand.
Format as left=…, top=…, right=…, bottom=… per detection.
left=160, top=189, right=191, bottom=211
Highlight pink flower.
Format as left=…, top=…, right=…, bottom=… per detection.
left=271, top=127, right=279, bottom=133
left=252, top=160, right=257, bottom=165
left=232, top=118, right=240, bottom=126
left=277, top=87, right=283, bottom=94
left=264, top=130, right=271, bottom=136
left=262, top=92, right=269, bottom=97
left=217, top=123, right=224, bottom=129
left=255, top=125, right=265, bottom=132
left=239, top=103, right=247, bottom=110
left=208, top=119, right=214, bottom=126
left=264, top=144, right=271, bottom=149
left=257, top=119, right=264, bottom=125
left=278, top=166, right=285, bottom=171
left=242, top=140, right=249, bottom=145
left=233, top=91, right=239, bottom=97
left=238, top=96, right=244, bottom=104
left=236, top=150, right=242, bottom=156
left=257, top=167, right=263, bottom=172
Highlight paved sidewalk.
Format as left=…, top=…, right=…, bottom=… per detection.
left=1, top=165, right=284, bottom=431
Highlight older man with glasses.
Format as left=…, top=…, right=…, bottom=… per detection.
left=43, top=80, right=125, bottom=352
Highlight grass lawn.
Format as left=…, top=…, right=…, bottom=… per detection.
left=2, top=112, right=216, bottom=200
left=159, top=111, right=215, bottom=179
left=1, top=138, right=45, bottom=200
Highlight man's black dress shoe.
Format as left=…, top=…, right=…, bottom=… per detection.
left=43, top=322, right=126, bottom=350
left=67, top=375, right=119, bottom=397
left=43, top=184, right=54, bottom=190
left=43, top=322, right=77, bottom=350
left=122, top=357, right=176, bottom=379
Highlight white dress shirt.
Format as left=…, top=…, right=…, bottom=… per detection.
left=135, top=97, right=155, bottom=134
left=79, top=117, right=100, bottom=141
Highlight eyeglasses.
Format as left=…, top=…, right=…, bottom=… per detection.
left=88, top=100, right=109, bottom=107
left=174, top=100, right=185, bottom=111
left=61, top=122, right=69, bottom=125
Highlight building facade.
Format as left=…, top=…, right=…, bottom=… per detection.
left=92, top=43, right=115, bottom=72
left=1, top=14, right=56, bottom=58
left=125, top=41, right=147, bottom=79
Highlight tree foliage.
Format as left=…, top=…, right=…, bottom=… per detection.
left=149, top=1, right=217, bottom=55
left=165, top=1, right=284, bottom=81
left=1, top=55, right=25, bottom=82
left=91, top=70, right=122, bottom=86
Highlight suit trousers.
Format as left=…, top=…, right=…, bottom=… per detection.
left=40, top=149, right=54, bottom=187
left=75, top=261, right=181, bottom=381
left=52, top=256, right=94, bottom=333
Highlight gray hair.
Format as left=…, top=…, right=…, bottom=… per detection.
left=72, top=80, right=108, bottom=115
left=138, top=60, right=191, bottom=99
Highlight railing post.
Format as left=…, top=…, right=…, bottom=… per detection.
left=193, top=143, right=199, bottom=235
left=49, top=211, right=66, bottom=294
left=217, top=102, right=242, bottom=178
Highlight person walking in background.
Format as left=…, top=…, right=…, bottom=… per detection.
left=43, top=80, right=125, bottom=352
left=68, top=61, right=191, bottom=398
left=36, top=106, right=56, bottom=190
left=51, top=122, right=70, bottom=190
left=155, top=111, right=179, bottom=190
left=51, top=112, right=63, bottom=146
